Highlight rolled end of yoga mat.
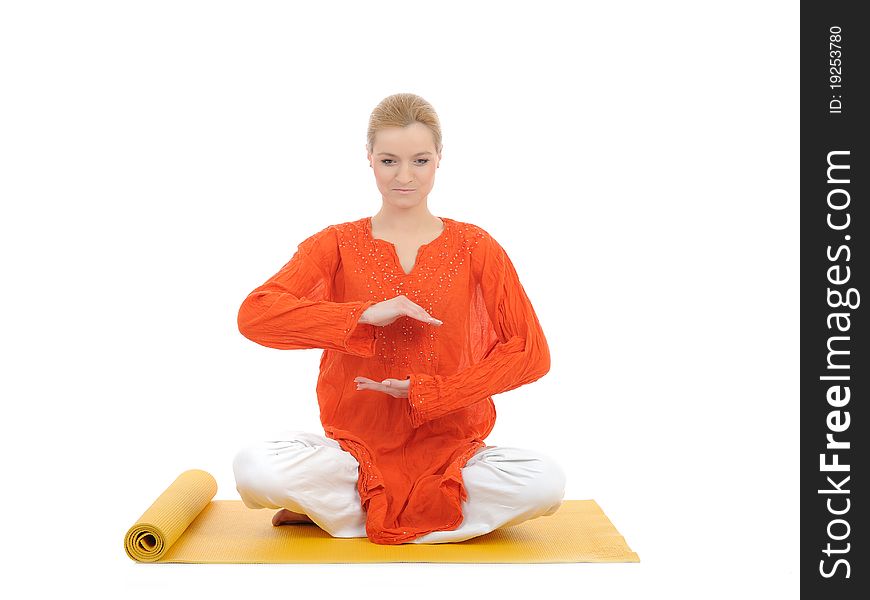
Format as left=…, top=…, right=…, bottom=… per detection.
left=124, top=469, right=218, bottom=562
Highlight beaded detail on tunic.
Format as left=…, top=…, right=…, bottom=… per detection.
left=336, top=216, right=485, bottom=371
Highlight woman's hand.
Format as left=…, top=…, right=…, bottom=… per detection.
left=354, top=376, right=411, bottom=398
left=358, top=294, right=443, bottom=327
left=353, top=295, right=438, bottom=399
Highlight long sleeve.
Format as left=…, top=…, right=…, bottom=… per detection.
left=405, top=233, right=551, bottom=428
left=237, top=226, right=378, bottom=356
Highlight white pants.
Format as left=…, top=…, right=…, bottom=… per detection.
left=232, top=430, right=567, bottom=544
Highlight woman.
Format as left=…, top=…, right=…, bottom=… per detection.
left=232, top=93, right=566, bottom=545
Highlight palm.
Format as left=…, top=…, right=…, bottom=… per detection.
left=354, top=376, right=410, bottom=398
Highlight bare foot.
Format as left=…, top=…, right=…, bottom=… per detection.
left=271, top=508, right=314, bottom=526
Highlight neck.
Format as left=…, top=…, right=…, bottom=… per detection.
left=372, top=205, right=441, bottom=234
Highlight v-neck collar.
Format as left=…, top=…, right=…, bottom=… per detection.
left=365, top=216, right=449, bottom=277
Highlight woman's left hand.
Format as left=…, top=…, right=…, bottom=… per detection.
left=354, top=376, right=410, bottom=398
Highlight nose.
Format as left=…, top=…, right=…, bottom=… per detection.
left=398, top=164, right=414, bottom=185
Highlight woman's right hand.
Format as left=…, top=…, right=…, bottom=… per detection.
left=358, top=295, right=443, bottom=327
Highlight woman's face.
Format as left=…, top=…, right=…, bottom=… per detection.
left=368, top=122, right=441, bottom=208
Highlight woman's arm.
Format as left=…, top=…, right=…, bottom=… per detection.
left=405, top=233, right=551, bottom=427
left=237, top=226, right=378, bottom=356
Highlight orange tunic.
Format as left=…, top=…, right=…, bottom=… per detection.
left=237, top=216, right=550, bottom=544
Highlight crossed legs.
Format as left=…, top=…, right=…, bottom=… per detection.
left=232, top=430, right=566, bottom=544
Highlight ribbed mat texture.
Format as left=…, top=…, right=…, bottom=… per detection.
left=124, top=469, right=639, bottom=564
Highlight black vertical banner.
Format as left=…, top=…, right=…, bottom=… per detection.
left=802, top=2, right=868, bottom=597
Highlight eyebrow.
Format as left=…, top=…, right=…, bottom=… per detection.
left=376, top=152, right=433, bottom=157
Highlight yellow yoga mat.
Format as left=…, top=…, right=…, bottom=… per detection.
left=124, top=469, right=639, bottom=564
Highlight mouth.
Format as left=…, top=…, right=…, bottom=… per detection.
left=393, top=189, right=415, bottom=191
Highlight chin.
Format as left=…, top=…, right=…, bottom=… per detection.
left=384, top=195, right=425, bottom=208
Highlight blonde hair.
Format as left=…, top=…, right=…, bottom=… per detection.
left=366, top=93, right=442, bottom=155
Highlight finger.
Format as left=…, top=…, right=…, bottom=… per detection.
left=355, top=377, right=377, bottom=389
left=410, top=310, right=443, bottom=325
left=402, top=299, right=441, bottom=324
left=417, top=308, right=443, bottom=325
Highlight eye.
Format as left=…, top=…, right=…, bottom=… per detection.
left=379, top=158, right=430, bottom=166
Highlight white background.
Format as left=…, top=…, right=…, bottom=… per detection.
left=0, top=1, right=798, bottom=597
